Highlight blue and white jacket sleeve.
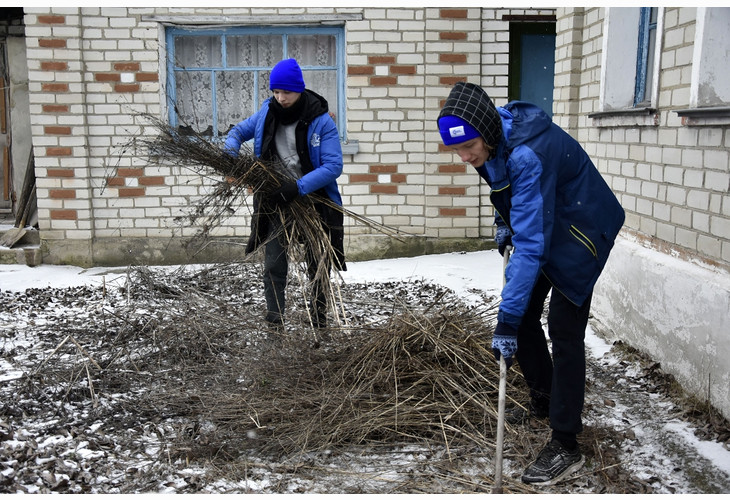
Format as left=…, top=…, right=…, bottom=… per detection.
left=498, top=145, right=556, bottom=330
left=223, top=108, right=264, bottom=158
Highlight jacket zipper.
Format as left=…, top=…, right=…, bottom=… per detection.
left=569, top=225, right=597, bottom=258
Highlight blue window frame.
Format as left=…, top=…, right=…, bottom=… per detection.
left=634, top=7, right=658, bottom=107
left=165, top=25, right=346, bottom=140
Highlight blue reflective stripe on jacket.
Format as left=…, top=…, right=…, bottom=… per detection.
left=224, top=97, right=343, bottom=206
left=478, top=102, right=625, bottom=329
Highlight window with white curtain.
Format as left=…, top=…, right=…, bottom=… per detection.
left=166, top=26, right=344, bottom=140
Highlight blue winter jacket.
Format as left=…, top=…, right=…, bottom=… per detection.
left=224, top=94, right=343, bottom=206
left=475, top=102, right=625, bottom=330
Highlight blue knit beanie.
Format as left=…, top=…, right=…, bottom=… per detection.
left=438, top=115, right=482, bottom=146
left=269, top=58, right=305, bottom=93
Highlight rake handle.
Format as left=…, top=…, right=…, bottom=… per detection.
left=493, top=244, right=512, bottom=493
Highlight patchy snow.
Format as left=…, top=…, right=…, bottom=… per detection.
left=1, top=250, right=730, bottom=493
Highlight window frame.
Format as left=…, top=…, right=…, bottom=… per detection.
left=165, top=24, right=347, bottom=141
left=634, top=7, right=658, bottom=107
left=592, top=7, right=664, bottom=127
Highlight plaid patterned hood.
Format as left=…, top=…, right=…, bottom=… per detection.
left=438, top=81, right=503, bottom=149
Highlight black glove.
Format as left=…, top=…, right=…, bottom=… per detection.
left=267, top=180, right=299, bottom=207
left=495, top=225, right=512, bottom=256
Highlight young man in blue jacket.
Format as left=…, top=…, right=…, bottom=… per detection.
left=225, top=58, right=345, bottom=329
left=438, top=82, right=625, bottom=485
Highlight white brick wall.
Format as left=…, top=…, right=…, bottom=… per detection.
left=555, top=7, right=730, bottom=269
left=35, top=7, right=709, bottom=266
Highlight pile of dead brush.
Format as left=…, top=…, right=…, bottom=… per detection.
left=106, top=264, right=518, bottom=459
left=8, top=263, right=672, bottom=493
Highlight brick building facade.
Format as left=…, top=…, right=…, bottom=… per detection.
left=22, top=6, right=557, bottom=266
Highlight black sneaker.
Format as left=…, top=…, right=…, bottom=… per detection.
left=265, top=311, right=283, bottom=326
left=506, top=402, right=549, bottom=425
left=522, top=439, right=585, bottom=485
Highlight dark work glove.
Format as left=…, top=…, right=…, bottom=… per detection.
left=267, top=180, right=299, bottom=208
left=495, top=225, right=512, bottom=256
left=492, top=321, right=518, bottom=368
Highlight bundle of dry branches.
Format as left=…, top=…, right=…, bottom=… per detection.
left=125, top=115, right=405, bottom=326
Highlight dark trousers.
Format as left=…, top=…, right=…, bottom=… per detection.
left=263, top=224, right=329, bottom=323
left=516, top=273, right=592, bottom=443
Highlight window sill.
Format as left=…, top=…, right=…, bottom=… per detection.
left=588, top=107, right=658, bottom=128
left=341, top=140, right=359, bottom=156
left=675, top=106, right=730, bottom=126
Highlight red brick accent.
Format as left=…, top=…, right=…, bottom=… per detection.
left=39, top=39, right=67, bottom=48
left=47, top=168, right=75, bottom=178
left=348, top=66, right=374, bottom=75
left=50, top=209, right=77, bottom=220
left=139, top=176, right=165, bottom=186
left=440, top=207, right=466, bottom=216
left=350, top=173, right=378, bottom=183
left=371, top=185, right=398, bottom=194
left=439, top=186, right=466, bottom=195
left=440, top=31, right=467, bottom=40
left=135, top=73, right=158, bottom=82
left=390, top=65, right=416, bottom=75
left=114, top=62, right=140, bottom=71
left=41, top=61, right=68, bottom=71
left=43, top=104, right=69, bottom=113
left=50, top=189, right=76, bottom=199
left=440, top=9, right=468, bottom=19
left=46, top=147, right=72, bottom=156
left=95, top=73, right=120, bottom=82
left=106, top=177, right=124, bottom=187
left=391, top=174, right=407, bottom=183
left=38, top=15, right=65, bottom=24
left=118, top=187, right=145, bottom=197
left=440, top=76, right=466, bottom=86
left=370, top=164, right=397, bottom=174
left=438, top=143, right=454, bottom=152
left=371, top=76, right=397, bottom=86
left=439, top=163, right=467, bottom=173
left=115, top=83, right=140, bottom=93
left=368, top=56, right=396, bottom=64
left=42, top=83, right=69, bottom=92
left=440, top=53, right=467, bottom=63
left=45, top=126, right=71, bottom=135
left=117, top=168, right=144, bottom=177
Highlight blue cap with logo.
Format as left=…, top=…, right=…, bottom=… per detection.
left=438, top=115, right=482, bottom=146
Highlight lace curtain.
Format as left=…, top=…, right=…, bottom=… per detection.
left=172, top=32, right=338, bottom=137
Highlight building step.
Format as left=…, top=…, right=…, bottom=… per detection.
left=0, top=244, right=42, bottom=266
left=0, top=227, right=42, bottom=267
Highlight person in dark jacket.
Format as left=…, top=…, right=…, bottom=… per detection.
left=438, top=82, right=625, bottom=486
left=224, top=58, right=345, bottom=328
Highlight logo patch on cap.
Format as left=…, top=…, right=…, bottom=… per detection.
left=449, top=126, right=466, bottom=138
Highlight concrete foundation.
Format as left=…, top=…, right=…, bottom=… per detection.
left=592, top=237, right=730, bottom=420
left=38, top=234, right=493, bottom=268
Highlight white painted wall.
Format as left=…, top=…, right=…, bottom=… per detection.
left=592, top=236, right=730, bottom=419
left=691, top=7, right=730, bottom=107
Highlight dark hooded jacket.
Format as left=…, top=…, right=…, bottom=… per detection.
left=224, top=89, right=346, bottom=270
left=440, top=82, right=625, bottom=329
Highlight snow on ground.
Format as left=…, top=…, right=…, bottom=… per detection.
left=1, top=250, right=730, bottom=493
